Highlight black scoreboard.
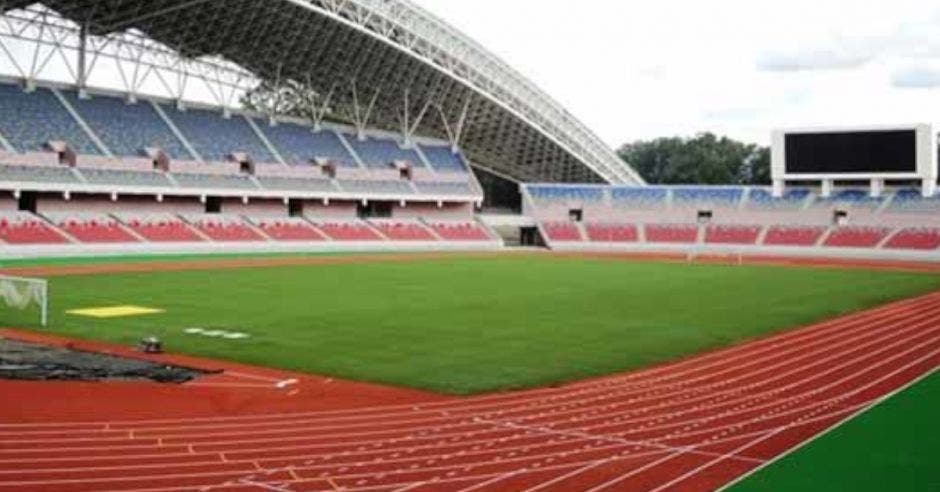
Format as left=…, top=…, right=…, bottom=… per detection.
left=784, top=130, right=917, bottom=174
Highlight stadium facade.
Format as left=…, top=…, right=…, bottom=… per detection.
left=0, top=1, right=939, bottom=261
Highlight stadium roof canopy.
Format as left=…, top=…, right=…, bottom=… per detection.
left=0, top=0, right=644, bottom=184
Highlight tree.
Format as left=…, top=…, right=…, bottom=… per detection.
left=617, top=133, right=771, bottom=185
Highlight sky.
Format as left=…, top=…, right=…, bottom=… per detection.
left=412, top=0, right=940, bottom=147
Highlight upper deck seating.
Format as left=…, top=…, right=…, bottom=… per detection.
left=542, top=221, right=583, bottom=242
left=585, top=223, right=638, bottom=242
left=0, top=84, right=100, bottom=155
left=414, top=181, right=475, bottom=196
left=51, top=214, right=138, bottom=243
left=162, top=105, right=273, bottom=163
left=0, top=212, right=69, bottom=244
left=338, top=180, right=413, bottom=195
left=746, top=188, right=811, bottom=209
left=813, top=189, right=884, bottom=210
left=528, top=186, right=604, bottom=204
left=256, top=175, right=336, bottom=193
left=64, top=92, right=190, bottom=159
left=887, top=189, right=940, bottom=213
left=645, top=224, right=699, bottom=244
left=610, top=187, right=667, bottom=209
left=258, top=121, right=358, bottom=167
left=80, top=168, right=173, bottom=188
left=763, top=226, right=826, bottom=246
left=418, top=144, right=468, bottom=172
left=346, top=135, right=422, bottom=169
left=425, top=221, right=491, bottom=241
left=173, top=173, right=257, bottom=190
left=824, top=226, right=890, bottom=248
left=0, top=164, right=79, bottom=185
left=672, top=187, right=744, bottom=209
left=120, top=214, right=204, bottom=242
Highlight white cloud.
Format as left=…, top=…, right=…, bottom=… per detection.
left=413, top=0, right=940, bottom=146
left=892, top=67, right=940, bottom=88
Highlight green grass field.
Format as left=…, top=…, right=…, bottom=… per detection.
left=6, top=255, right=939, bottom=394
left=729, top=369, right=940, bottom=492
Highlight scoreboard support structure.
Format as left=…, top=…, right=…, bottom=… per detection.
left=771, top=124, right=937, bottom=198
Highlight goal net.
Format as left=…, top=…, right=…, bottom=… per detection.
left=0, top=275, right=48, bottom=327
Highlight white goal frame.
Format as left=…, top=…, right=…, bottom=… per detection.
left=0, top=275, right=49, bottom=327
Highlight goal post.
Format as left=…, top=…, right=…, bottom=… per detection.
left=0, top=275, right=48, bottom=327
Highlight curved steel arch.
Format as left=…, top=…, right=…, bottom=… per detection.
left=0, top=0, right=643, bottom=184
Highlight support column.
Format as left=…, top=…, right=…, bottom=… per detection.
left=870, top=178, right=884, bottom=198
left=820, top=179, right=833, bottom=198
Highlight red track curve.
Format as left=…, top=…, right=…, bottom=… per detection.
left=1, top=290, right=939, bottom=491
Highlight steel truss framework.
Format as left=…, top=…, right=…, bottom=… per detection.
left=0, top=0, right=643, bottom=185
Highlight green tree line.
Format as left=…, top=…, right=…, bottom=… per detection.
left=617, top=133, right=770, bottom=185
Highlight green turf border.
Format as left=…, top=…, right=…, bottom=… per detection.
left=722, top=367, right=940, bottom=491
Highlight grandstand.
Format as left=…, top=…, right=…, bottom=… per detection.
left=0, top=2, right=936, bottom=264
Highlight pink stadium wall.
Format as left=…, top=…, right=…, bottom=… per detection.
left=221, top=198, right=285, bottom=216
left=392, top=202, right=474, bottom=220
left=36, top=194, right=204, bottom=214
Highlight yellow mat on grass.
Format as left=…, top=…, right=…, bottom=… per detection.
left=67, top=305, right=164, bottom=318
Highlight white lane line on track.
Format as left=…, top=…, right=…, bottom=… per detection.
left=4, top=290, right=935, bottom=431
left=1, top=326, right=932, bottom=484
left=6, top=313, right=933, bottom=457
left=712, top=364, right=940, bottom=492
left=3, top=292, right=928, bottom=450
left=34, top=406, right=874, bottom=492
left=6, top=344, right=933, bottom=490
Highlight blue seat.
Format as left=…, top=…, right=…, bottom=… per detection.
left=257, top=121, right=358, bottom=167
left=162, top=105, right=273, bottom=163
left=419, top=144, right=468, bottom=172
left=0, top=84, right=100, bottom=155
left=65, top=92, right=191, bottom=159
left=345, top=135, right=422, bottom=169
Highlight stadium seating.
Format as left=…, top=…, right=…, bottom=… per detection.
left=79, top=168, right=173, bottom=188
left=121, top=215, right=205, bottom=242
left=888, top=189, right=940, bottom=213
left=252, top=218, right=326, bottom=241
left=0, top=213, right=70, bottom=244
left=672, top=187, right=744, bottom=208
left=610, top=187, right=667, bottom=208
left=884, top=228, right=940, bottom=250
left=173, top=173, right=258, bottom=190
left=312, top=221, right=383, bottom=241
left=161, top=105, right=273, bottom=163
left=747, top=188, right=811, bottom=209
left=258, top=121, right=359, bottom=167
left=418, top=144, right=468, bottom=172
left=0, top=164, right=80, bottom=185
left=186, top=215, right=266, bottom=242
left=645, top=224, right=699, bottom=243
left=0, top=84, right=100, bottom=155
left=51, top=214, right=139, bottom=243
left=338, top=180, right=414, bottom=195
left=705, top=225, right=761, bottom=245
left=425, top=221, right=491, bottom=241
left=345, top=135, right=421, bottom=169
left=371, top=221, right=437, bottom=241
left=824, top=226, right=890, bottom=248
left=763, top=226, right=827, bottom=246
left=414, top=181, right=475, bottom=196
left=64, top=92, right=191, bottom=159
left=813, top=189, right=884, bottom=210
left=542, top=221, right=583, bottom=242
left=585, top=223, right=638, bottom=242
left=529, top=186, right=604, bottom=203
left=256, top=175, right=336, bottom=193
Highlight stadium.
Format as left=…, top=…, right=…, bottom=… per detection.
left=0, top=1, right=937, bottom=491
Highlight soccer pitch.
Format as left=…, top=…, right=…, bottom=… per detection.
left=12, top=254, right=940, bottom=394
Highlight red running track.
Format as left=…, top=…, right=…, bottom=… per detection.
left=0, top=291, right=939, bottom=492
